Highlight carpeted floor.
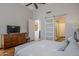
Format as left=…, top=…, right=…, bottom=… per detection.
left=0, top=48, right=15, bottom=56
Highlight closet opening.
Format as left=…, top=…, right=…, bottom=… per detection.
left=55, top=16, right=65, bottom=42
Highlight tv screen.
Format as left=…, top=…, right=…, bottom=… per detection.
left=7, top=25, right=20, bottom=33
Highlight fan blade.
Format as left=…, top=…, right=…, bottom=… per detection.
left=25, top=3, right=32, bottom=6
left=34, top=3, right=38, bottom=9
left=38, top=3, right=46, bottom=4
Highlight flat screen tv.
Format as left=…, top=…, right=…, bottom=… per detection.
left=7, top=25, right=20, bottom=33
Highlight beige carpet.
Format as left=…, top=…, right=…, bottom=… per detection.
left=0, top=48, right=15, bottom=56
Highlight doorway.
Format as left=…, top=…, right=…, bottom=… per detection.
left=55, top=16, right=65, bottom=42
left=34, top=20, right=41, bottom=41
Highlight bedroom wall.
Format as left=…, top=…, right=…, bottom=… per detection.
left=0, top=3, right=33, bottom=34
left=0, top=3, right=33, bottom=48
left=33, top=3, right=79, bottom=40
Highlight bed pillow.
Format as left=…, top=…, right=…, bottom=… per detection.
left=68, top=36, right=76, bottom=43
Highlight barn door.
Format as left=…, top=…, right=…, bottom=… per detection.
left=45, top=17, right=55, bottom=40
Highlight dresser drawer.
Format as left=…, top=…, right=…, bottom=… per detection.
left=3, top=33, right=30, bottom=49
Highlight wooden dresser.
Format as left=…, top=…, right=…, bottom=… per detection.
left=1, top=33, right=30, bottom=49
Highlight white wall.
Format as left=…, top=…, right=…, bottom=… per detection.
left=33, top=3, right=79, bottom=40
left=0, top=3, right=33, bottom=34
left=0, top=3, right=33, bottom=48
left=28, top=20, right=35, bottom=40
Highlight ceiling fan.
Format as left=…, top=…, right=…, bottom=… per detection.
left=25, top=3, right=46, bottom=9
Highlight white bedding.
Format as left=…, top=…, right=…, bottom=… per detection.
left=15, top=39, right=79, bottom=56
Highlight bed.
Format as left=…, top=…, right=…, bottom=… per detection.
left=15, top=38, right=79, bottom=56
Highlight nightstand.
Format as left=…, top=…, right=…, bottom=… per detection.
left=26, top=37, right=30, bottom=42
